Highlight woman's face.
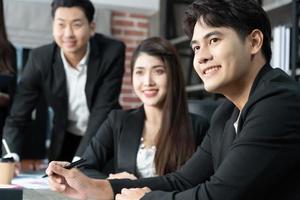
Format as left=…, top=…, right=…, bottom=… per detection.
left=132, top=53, right=168, bottom=108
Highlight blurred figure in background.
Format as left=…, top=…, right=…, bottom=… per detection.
left=0, top=0, right=17, bottom=155
left=2, top=0, right=125, bottom=164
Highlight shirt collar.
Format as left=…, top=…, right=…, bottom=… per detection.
left=60, top=42, right=90, bottom=70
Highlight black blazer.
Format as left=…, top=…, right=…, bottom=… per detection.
left=80, top=106, right=209, bottom=178
left=110, top=65, right=300, bottom=200
left=0, top=43, right=17, bottom=154
left=3, top=34, right=125, bottom=161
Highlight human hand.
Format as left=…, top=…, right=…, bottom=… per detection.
left=107, top=172, right=137, bottom=180
left=46, top=161, right=114, bottom=200
left=0, top=92, right=10, bottom=106
left=115, top=187, right=151, bottom=200
left=14, top=161, right=21, bottom=176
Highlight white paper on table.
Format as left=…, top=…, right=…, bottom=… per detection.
left=12, top=173, right=49, bottom=189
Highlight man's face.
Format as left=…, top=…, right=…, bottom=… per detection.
left=52, top=7, right=95, bottom=59
left=191, top=20, right=253, bottom=95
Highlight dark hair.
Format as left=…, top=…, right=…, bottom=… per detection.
left=183, top=0, right=272, bottom=63
left=51, top=0, right=95, bottom=23
left=131, top=37, right=195, bottom=175
left=0, top=0, right=14, bottom=73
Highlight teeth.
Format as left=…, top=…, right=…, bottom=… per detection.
left=204, top=66, right=220, bottom=74
left=144, top=90, right=157, bottom=94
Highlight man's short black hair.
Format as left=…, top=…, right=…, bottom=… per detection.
left=51, top=0, right=95, bottom=23
left=183, top=0, right=272, bottom=63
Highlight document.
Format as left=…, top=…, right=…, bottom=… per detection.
left=12, top=173, right=49, bottom=189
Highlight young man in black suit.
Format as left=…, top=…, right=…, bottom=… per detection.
left=2, top=0, right=125, bottom=163
left=46, top=0, right=300, bottom=200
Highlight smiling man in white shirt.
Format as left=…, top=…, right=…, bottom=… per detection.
left=2, top=0, right=125, bottom=164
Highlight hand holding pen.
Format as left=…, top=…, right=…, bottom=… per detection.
left=42, top=158, right=86, bottom=178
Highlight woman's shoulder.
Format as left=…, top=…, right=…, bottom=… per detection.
left=108, top=107, right=144, bottom=122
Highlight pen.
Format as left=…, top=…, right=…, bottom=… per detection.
left=42, top=158, right=87, bottom=178
left=2, top=139, right=11, bottom=154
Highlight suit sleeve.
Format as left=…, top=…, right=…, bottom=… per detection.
left=2, top=52, right=42, bottom=157
left=79, top=107, right=120, bottom=179
left=75, top=41, right=125, bottom=157
left=190, top=114, right=209, bottom=146
left=109, top=130, right=214, bottom=194
left=140, top=87, right=300, bottom=200
left=6, top=44, right=17, bottom=103
left=110, top=86, right=300, bottom=200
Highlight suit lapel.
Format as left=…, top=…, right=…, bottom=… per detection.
left=52, top=48, right=68, bottom=99
left=219, top=108, right=239, bottom=163
left=117, top=107, right=145, bottom=174
left=85, top=36, right=103, bottom=108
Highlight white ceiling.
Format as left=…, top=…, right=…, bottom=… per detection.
left=92, top=0, right=160, bottom=16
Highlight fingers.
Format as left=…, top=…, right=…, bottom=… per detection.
left=14, top=162, right=21, bottom=177
left=46, top=161, right=70, bottom=193
left=46, top=161, right=90, bottom=199
left=107, top=172, right=126, bottom=180
left=46, top=161, right=70, bottom=177
left=115, top=188, right=148, bottom=200
left=142, top=187, right=151, bottom=193
left=107, top=172, right=137, bottom=180
left=48, top=173, right=67, bottom=193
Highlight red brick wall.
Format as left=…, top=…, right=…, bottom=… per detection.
left=111, top=11, right=150, bottom=109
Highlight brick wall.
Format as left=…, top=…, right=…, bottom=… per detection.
left=111, top=11, right=150, bottom=109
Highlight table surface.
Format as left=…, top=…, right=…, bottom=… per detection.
left=23, top=189, right=73, bottom=200
left=11, top=170, right=74, bottom=200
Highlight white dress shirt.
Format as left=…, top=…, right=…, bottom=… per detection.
left=136, top=137, right=157, bottom=178
left=233, top=112, right=241, bottom=134
left=61, top=44, right=90, bottom=136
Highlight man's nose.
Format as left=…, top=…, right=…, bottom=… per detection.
left=64, top=25, right=74, bottom=37
left=195, top=47, right=213, bottom=64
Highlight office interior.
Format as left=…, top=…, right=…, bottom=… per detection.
left=2, top=0, right=299, bottom=169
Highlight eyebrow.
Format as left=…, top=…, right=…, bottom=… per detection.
left=190, top=31, right=223, bottom=47
left=134, top=65, right=165, bottom=70
left=56, top=18, right=83, bottom=23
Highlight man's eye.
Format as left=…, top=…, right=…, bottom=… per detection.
left=73, top=23, right=82, bottom=27
left=210, top=38, right=219, bottom=44
left=192, top=46, right=200, bottom=52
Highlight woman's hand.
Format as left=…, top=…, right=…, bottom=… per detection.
left=107, top=172, right=137, bottom=180
left=115, top=187, right=151, bottom=200
left=14, top=161, right=21, bottom=177
left=46, top=161, right=114, bottom=200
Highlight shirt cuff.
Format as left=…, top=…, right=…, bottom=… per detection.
left=3, top=153, right=20, bottom=162
left=72, top=156, right=81, bottom=162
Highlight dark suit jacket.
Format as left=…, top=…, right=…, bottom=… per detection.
left=80, top=106, right=209, bottom=178
left=3, top=33, right=125, bottom=161
left=110, top=64, right=300, bottom=200
left=0, top=43, right=17, bottom=155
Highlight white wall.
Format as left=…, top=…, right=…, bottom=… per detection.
left=3, top=0, right=160, bottom=48
left=4, top=0, right=110, bottom=48
left=92, top=0, right=160, bottom=16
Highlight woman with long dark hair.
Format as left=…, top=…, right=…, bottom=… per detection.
left=77, top=37, right=208, bottom=179
left=0, top=0, right=16, bottom=153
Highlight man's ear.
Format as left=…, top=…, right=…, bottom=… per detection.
left=248, top=29, right=264, bottom=55
left=90, top=21, right=96, bottom=37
